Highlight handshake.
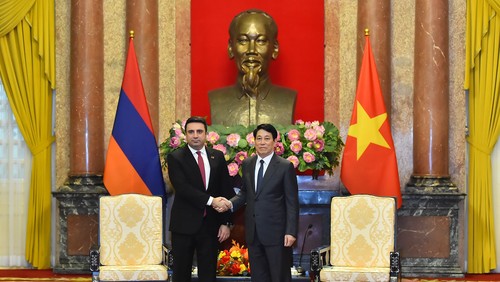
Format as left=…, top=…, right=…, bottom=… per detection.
left=211, top=197, right=232, bottom=213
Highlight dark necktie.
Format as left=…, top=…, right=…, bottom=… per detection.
left=197, top=151, right=206, bottom=189
left=256, top=159, right=264, bottom=192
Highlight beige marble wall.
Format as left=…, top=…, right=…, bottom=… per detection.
left=55, top=0, right=70, bottom=188
left=55, top=1, right=466, bottom=194
left=391, top=0, right=415, bottom=186
left=448, top=1, right=467, bottom=190
left=55, top=0, right=177, bottom=187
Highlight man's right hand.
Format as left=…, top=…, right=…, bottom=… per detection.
left=212, top=197, right=232, bottom=212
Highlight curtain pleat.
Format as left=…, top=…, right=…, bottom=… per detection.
left=0, top=0, right=35, bottom=37
left=466, top=0, right=500, bottom=273
left=0, top=0, right=55, bottom=269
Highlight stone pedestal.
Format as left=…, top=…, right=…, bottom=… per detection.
left=398, top=176, right=466, bottom=278
left=293, top=176, right=340, bottom=273
left=52, top=176, right=108, bottom=274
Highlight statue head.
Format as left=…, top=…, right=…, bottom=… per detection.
left=227, top=9, right=279, bottom=96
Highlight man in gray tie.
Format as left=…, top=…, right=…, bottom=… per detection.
left=217, top=123, right=299, bottom=282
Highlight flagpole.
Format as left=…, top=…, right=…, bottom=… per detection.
left=340, top=28, right=402, bottom=208
left=103, top=29, right=165, bottom=197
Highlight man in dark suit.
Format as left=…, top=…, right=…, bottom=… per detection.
left=167, top=116, right=234, bottom=282
left=215, top=123, right=299, bottom=282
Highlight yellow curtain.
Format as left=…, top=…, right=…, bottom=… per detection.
left=0, top=0, right=55, bottom=269
left=465, top=0, right=500, bottom=273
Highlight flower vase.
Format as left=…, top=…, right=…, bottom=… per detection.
left=312, top=170, right=320, bottom=180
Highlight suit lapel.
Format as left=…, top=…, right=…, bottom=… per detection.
left=255, top=154, right=278, bottom=198
left=248, top=156, right=258, bottom=195
left=206, top=147, right=217, bottom=191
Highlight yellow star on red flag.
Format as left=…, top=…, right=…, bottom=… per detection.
left=348, top=101, right=390, bottom=160
left=340, top=33, right=402, bottom=208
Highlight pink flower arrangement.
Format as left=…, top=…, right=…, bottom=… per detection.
left=213, top=144, right=227, bottom=155
left=313, top=139, right=325, bottom=152
left=207, top=131, right=220, bottom=144
left=290, top=140, right=303, bottom=154
left=246, top=133, right=255, bottom=146
left=226, top=133, right=241, bottom=147
left=234, top=151, right=248, bottom=165
left=159, top=120, right=343, bottom=177
left=287, top=155, right=300, bottom=168
left=274, top=142, right=285, bottom=156
left=169, top=136, right=181, bottom=148
left=227, top=163, right=240, bottom=177
left=287, top=129, right=301, bottom=141
left=304, top=128, right=318, bottom=141
left=303, top=152, right=316, bottom=163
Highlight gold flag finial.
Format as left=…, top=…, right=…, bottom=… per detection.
left=129, top=30, right=134, bottom=39
left=364, top=29, right=369, bottom=36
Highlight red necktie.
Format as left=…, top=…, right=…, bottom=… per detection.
left=197, top=151, right=207, bottom=217
left=197, top=151, right=206, bottom=189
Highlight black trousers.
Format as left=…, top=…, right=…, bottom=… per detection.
left=171, top=220, right=218, bottom=282
left=247, top=230, right=292, bottom=282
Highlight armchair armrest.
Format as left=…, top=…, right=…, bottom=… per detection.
left=89, top=246, right=100, bottom=282
left=390, top=251, right=401, bottom=282
left=162, top=245, right=169, bottom=267
left=89, top=247, right=100, bottom=272
left=164, top=245, right=174, bottom=279
left=309, top=245, right=330, bottom=282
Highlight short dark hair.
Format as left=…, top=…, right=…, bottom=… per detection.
left=184, top=116, right=208, bottom=132
left=253, top=123, right=278, bottom=140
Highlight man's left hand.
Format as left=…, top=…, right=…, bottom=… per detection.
left=284, top=234, right=296, bottom=247
left=218, top=224, right=231, bottom=242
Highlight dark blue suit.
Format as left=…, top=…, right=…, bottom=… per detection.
left=231, top=153, right=299, bottom=282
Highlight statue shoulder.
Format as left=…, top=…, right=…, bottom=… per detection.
left=270, top=84, right=297, bottom=98
left=208, top=85, right=239, bottom=100
left=266, top=85, right=297, bottom=105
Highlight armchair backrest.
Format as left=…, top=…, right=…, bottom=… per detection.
left=99, top=194, right=163, bottom=266
left=330, top=194, right=396, bottom=268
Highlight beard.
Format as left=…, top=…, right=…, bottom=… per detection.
left=241, top=63, right=262, bottom=97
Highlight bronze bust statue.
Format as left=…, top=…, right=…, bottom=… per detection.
left=209, top=9, right=297, bottom=126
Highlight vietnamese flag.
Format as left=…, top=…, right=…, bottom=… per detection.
left=340, top=33, right=402, bottom=208
left=103, top=33, right=165, bottom=196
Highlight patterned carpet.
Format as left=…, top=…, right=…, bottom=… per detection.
left=404, top=280, right=499, bottom=282
left=0, top=269, right=91, bottom=282
left=0, top=279, right=90, bottom=282
left=403, top=277, right=500, bottom=282
left=0, top=278, right=497, bottom=282
left=0, top=269, right=499, bottom=282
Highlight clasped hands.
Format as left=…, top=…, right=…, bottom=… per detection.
left=211, top=197, right=232, bottom=213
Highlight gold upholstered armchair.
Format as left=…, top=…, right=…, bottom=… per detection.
left=89, top=194, right=169, bottom=281
left=310, top=195, right=401, bottom=282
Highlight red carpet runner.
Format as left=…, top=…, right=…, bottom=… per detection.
left=1, top=269, right=500, bottom=282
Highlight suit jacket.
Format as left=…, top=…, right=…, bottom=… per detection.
left=167, top=146, right=233, bottom=235
left=231, top=154, right=299, bottom=246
